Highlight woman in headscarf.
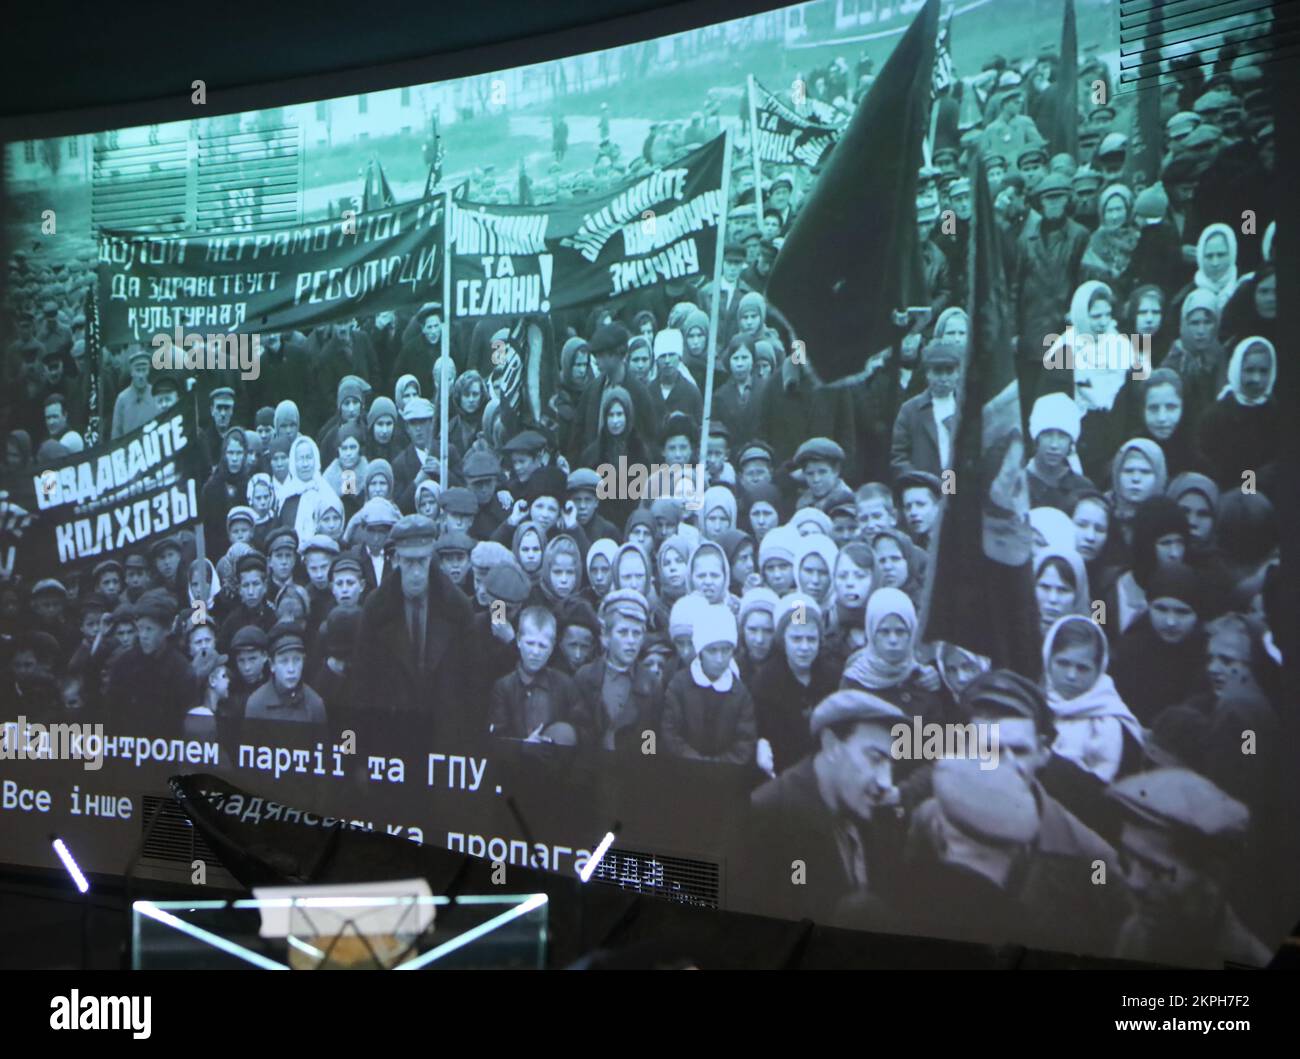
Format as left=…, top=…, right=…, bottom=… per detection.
left=314, top=492, right=346, bottom=544
left=680, top=305, right=712, bottom=391
left=316, top=376, right=367, bottom=461
left=867, top=526, right=926, bottom=608
left=512, top=520, right=548, bottom=584
left=393, top=373, right=421, bottom=418
left=246, top=471, right=277, bottom=542
left=533, top=533, right=583, bottom=611
left=753, top=593, right=839, bottom=777
left=583, top=538, right=618, bottom=607
left=623, top=508, right=657, bottom=556
left=699, top=485, right=738, bottom=542
left=581, top=385, right=650, bottom=532
left=653, top=534, right=695, bottom=630
left=186, top=557, right=225, bottom=629
left=273, top=399, right=300, bottom=445
left=1029, top=505, right=1078, bottom=566
left=1175, top=222, right=1239, bottom=317
left=1039, top=280, right=1139, bottom=483
left=932, top=306, right=968, bottom=353
left=1104, top=438, right=1168, bottom=563
left=739, top=482, right=786, bottom=543
left=362, top=458, right=396, bottom=503
left=1033, top=547, right=1090, bottom=637
left=1160, top=289, right=1225, bottom=429
left=717, top=528, right=757, bottom=596
left=278, top=436, right=342, bottom=544
left=1110, top=562, right=1209, bottom=726
left=841, top=587, right=943, bottom=724
left=1123, top=284, right=1173, bottom=366
left=414, top=478, right=442, bottom=520
left=824, top=541, right=874, bottom=667
left=1069, top=488, right=1116, bottom=586
left=1041, top=614, right=1145, bottom=784
left=364, top=395, right=408, bottom=463
left=1198, top=337, right=1278, bottom=489
left=687, top=539, right=736, bottom=610
left=712, top=335, right=763, bottom=447
left=736, top=586, right=779, bottom=688
left=1080, top=184, right=1140, bottom=299
left=934, top=641, right=991, bottom=721
left=793, top=532, right=838, bottom=612
left=1219, top=262, right=1276, bottom=350
left=447, top=369, right=487, bottom=455
left=1136, top=367, right=1197, bottom=479
left=200, top=427, right=251, bottom=559
left=1167, top=472, right=1220, bottom=562
left=551, top=337, right=590, bottom=457
left=322, top=423, right=369, bottom=520
left=1097, top=495, right=1189, bottom=643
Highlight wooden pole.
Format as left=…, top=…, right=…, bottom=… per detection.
left=439, top=188, right=452, bottom=491
left=697, top=129, right=734, bottom=502
left=747, top=76, right=765, bottom=237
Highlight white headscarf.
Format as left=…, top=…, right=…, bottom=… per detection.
left=1219, top=336, right=1276, bottom=407
left=285, top=436, right=341, bottom=543
left=1066, top=280, right=1132, bottom=413
left=1194, top=223, right=1239, bottom=313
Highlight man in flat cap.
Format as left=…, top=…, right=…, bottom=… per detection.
left=571, top=588, right=662, bottom=751
left=699, top=241, right=754, bottom=351
left=390, top=396, right=440, bottom=509
left=200, top=387, right=238, bottom=473
left=744, top=689, right=907, bottom=927
left=567, top=467, right=619, bottom=543
left=110, top=346, right=160, bottom=440
left=347, top=496, right=399, bottom=594
left=890, top=334, right=963, bottom=486
left=351, top=513, right=474, bottom=749
left=1108, top=768, right=1271, bottom=966
left=104, top=591, right=193, bottom=738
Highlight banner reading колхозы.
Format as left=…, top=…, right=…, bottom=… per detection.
left=96, top=194, right=447, bottom=346
left=450, top=134, right=726, bottom=317
left=0, top=405, right=204, bottom=578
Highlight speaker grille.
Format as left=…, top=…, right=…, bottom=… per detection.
left=587, top=847, right=720, bottom=908
left=140, top=794, right=220, bottom=866
left=1118, top=0, right=1297, bottom=93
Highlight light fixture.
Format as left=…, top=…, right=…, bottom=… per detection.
left=51, top=836, right=89, bottom=894
left=579, top=831, right=616, bottom=883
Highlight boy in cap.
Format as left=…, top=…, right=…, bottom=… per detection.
left=219, top=554, right=278, bottom=647
left=264, top=527, right=300, bottom=598
left=349, top=496, right=398, bottom=593
left=895, top=470, right=943, bottom=549
left=244, top=622, right=328, bottom=740
left=567, top=468, right=619, bottom=543
left=329, top=553, right=366, bottom=609
left=661, top=603, right=756, bottom=764
left=469, top=561, right=532, bottom=702
left=793, top=437, right=852, bottom=513
left=184, top=647, right=231, bottom=747
left=228, top=624, right=270, bottom=718
left=891, top=339, right=962, bottom=481
left=104, top=591, right=194, bottom=737
left=312, top=605, right=362, bottom=738
left=487, top=605, right=579, bottom=742
left=434, top=530, right=475, bottom=594
left=67, top=592, right=112, bottom=680
left=746, top=689, right=907, bottom=925
left=554, top=597, right=601, bottom=676
left=300, top=534, right=341, bottom=634
left=571, top=588, right=661, bottom=751
left=736, top=441, right=775, bottom=491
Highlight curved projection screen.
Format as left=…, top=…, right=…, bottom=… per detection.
left=0, top=0, right=1290, bottom=968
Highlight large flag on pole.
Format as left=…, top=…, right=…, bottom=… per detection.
left=766, top=0, right=939, bottom=384
left=750, top=78, right=842, bottom=168
left=920, top=154, right=1040, bottom=677
left=362, top=159, right=397, bottom=213
left=1039, top=0, right=1079, bottom=160
left=82, top=287, right=101, bottom=449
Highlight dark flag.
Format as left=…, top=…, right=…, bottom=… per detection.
left=1039, top=0, right=1079, bottom=159
left=765, top=0, right=939, bottom=384
left=82, top=287, right=101, bottom=449
left=920, top=154, right=1040, bottom=678
left=362, top=159, right=396, bottom=212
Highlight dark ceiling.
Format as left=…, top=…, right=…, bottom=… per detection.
left=2, top=0, right=760, bottom=121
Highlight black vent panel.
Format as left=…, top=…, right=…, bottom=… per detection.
left=140, top=794, right=220, bottom=866
left=586, top=846, right=720, bottom=908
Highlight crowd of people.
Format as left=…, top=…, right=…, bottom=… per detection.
left=0, top=19, right=1288, bottom=966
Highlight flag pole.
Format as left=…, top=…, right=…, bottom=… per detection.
left=698, top=129, right=733, bottom=499
left=439, top=188, right=452, bottom=491
left=747, top=76, right=765, bottom=235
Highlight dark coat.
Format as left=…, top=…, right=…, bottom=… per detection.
left=890, top=389, right=950, bottom=480
left=744, top=755, right=906, bottom=926
left=755, top=359, right=858, bottom=476
left=349, top=556, right=475, bottom=750
left=660, top=667, right=756, bottom=764
left=1013, top=214, right=1089, bottom=370
left=647, top=372, right=703, bottom=440
left=487, top=665, right=578, bottom=740
left=752, top=652, right=840, bottom=775
left=104, top=643, right=195, bottom=739
left=570, top=658, right=663, bottom=752
left=571, top=374, right=657, bottom=464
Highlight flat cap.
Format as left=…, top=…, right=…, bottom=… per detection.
left=433, top=530, right=475, bottom=556
left=264, top=527, right=299, bottom=554
left=589, top=322, right=631, bottom=356
left=462, top=445, right=501, bottom=478
left=1031, top=172, right=1072, bottom=198
left=484, top=562, right=531, bottom=603
left=31, top=577, right=68, bottom=598
left=78, top=591, right=112, bottom=616
left=328, top=554, right=364, bottom=580
left=402, top=397, right=436, bottom=421
left=230, top=624, right=270, bottom=652
left=810, top=688, right=906, bottom=738
left=738, top=441, right=775, bottom=465
left=300, top=533, right=340, bottom=557
left=357, top=497, right=400, bottom=527
left=123, top=554, right=149, bottom=571
left=896, top=469, right=943, bottom=497
left=961, top=668, right=1048, bottom=724
left=503, top=429, right=548, bottom=453
left=235, top=553, right=268, bottom=576
left=1070, top=165, right=1104, bottom=189
left=1165, top=111, right=1201, bottom=141
left=922, top=339, right=962, bottom=365
left=439, top=486, right=478, bottom=516
left=209, top=387, right=236, bottom=402
left=192, top=648, right=229, bottom=688
left=267, top=621, right=307, bottom=656
left=600, top=587, right=650, bottom=625
left=226, top=505, right=256, bottom=527
left=793, top=437, right=845, bottom=466
left=390, top=514, right=438, bottom=554
left=567, top=467, right=601, bottom=493
left=1107, top=767, right=1249, bottom=840
left=1097, top=131, right=1128, bottom=157
left=134, top=593, right=176, bottom=625
left=149, top=535, right=182, bottom=558
left=933, top=757, right=1040, bottom=844
left=1016, top=143, right=1048, bottom=165
left=91, top=559, right=124, bottom=580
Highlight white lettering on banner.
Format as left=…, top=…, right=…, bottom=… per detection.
left=620, top=189, right=724, bottom=255
left=36, top=415, right=187, bottom=510
left=609, top=237, right=701, bottom=295
left=449, top=207, right=548, bottom=255
left=565, top=168, right=690, bottom=261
